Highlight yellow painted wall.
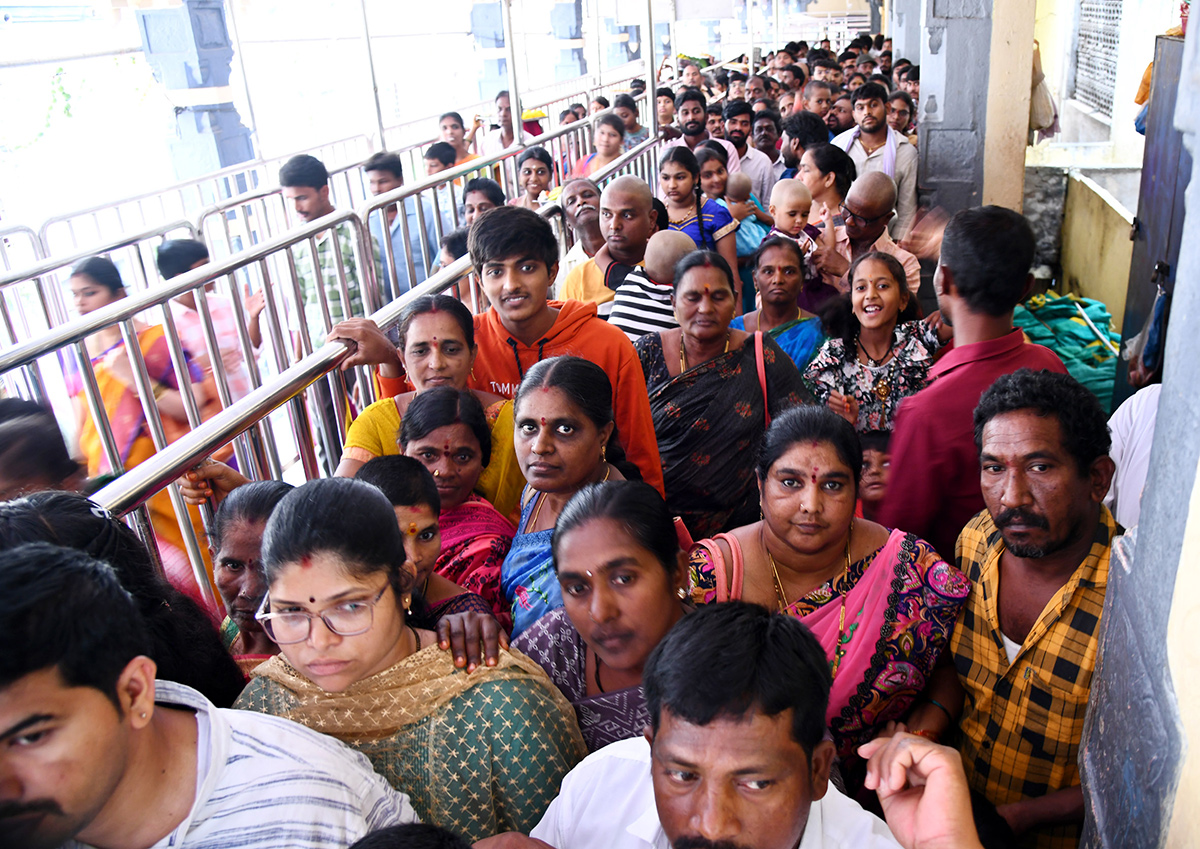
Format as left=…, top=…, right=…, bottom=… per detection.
left=1166, top=454, right=1200, bottom=847
left=983, top=0, right=1037, bottom=210
left=1059, top=172, right=1133, bottom=329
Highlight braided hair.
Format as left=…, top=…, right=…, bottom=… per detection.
left=659, top=146, right=712, bottom=250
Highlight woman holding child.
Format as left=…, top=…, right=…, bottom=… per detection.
left=634, top=251, right=809, bottom=539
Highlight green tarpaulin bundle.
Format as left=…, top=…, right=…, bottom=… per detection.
left=1013, top=291, right=1121, bottom=413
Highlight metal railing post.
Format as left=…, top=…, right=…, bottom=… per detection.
left=645, top=0, right=658, bottom=141
left=501, top=0, right=525, bottom=149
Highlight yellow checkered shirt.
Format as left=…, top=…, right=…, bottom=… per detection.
left=951, top=506, right=1115, bottom=849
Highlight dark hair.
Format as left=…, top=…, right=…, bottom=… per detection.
left=847, top=73, right=867, bottom=88
left=888, top=90, right=915, bottom=112
left=656, top=87, right=675, bottom=100
left=658, top=146, right=710, bottom=248
left=752, top=235, right=805, bottom=271
left=559, top=108, right=576, bottom=123
left=722, top=99, right=754, bottom=122
left=753, top=109, right=781, bottom=133
left=859, top=429, right=891, bottom=454
left=940, top=206, right=1036, bottom=316
left=974, top=369, right=1112, bottom=475
left=802, top=143, right=857, bottom=197
left=729, top=70, right=748, bottom=83
left=517, top=146, right=554, bottom=171
left=495, top=89, right=510, bottom=102
left=594, top=113, right=626, bottom=139
left=0, top=414, right=80, bottom=487
left=781, top=111, right=833, bottom=151
left=400, top=386, right=491, bottom=467
left=813, top=59, right=841, bottom=73
left=705, top=103, right=724, bottom=118
left=212, top=480, right=293, bottom=549
left=820, top=251, right=916, bottom=353
left=356, top=455, right=441, bottom=514
left=0, top=493, right=246, bottom=706
left=643, top=601, right=831, bottom=758
left=832, top=91, right=853, bottom=106
left=906, top=66, right=920, bottom=82
left=851, top=82, right=889, bottom=106
left=0, top=543, right=149, bottom=709
left=674, top=86, right=706, bottom=111
left=838, top=50, right=857, bottom=63
left=694, top=143, right=728, bottom=173
left=468, top=205, right=559, bottom=272
left=0, top=397, right=51, bottom=424
left=756, top=405, right=863, bottom=494
left=262, top=478, right=416, bottom=600
left=613, top=93, right=637, bottom=112
left=874, top=34, right=886, bottom=50
left=515, top=356, right=641, bottom=482
left=631, top=78, right=647, bottom=92
left=782, top=63, right=805, bottom=81
left=651, top=198, right=669, bottom=233
left=424, top=142, right=457, bottom=167
left=397, top=293, right=474, bottom=350
left=363, top=151, right=405, bottom=180
left=156, top=239, right=209, bottom=280
left=439, top=111, right=465, bottom=127
left=552, top=481, right=680, bottom=576
left=752, top=96, right=780, bottom=113
left=870, top=74, right=894, bottom=91
left=714, top=70, right=729, bottom=88
left=592, top=95, right=610, bottom=109
left=279, top=153, right=329, bottom=189
left=569, top=102, right=586, bottom=113
left=349, top=824, right=472, bottom=849
left=673, top=250, right=735, bottom=296
left=439, top=227, right=469, bottom=261
left=72, top=255, right=124, bottom=293
left=464, top=177, right=506, bottom=208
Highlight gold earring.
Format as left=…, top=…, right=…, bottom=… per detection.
left=677, top=587, right=688, bottom=599
left=601, top=445, right=607, bottom=462
left=403, top=594, right=412, bottom=611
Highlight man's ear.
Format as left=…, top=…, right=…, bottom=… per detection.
left=808, top=739, right=836, bottom=800
left=1091, top=455, right=1117, bottom=505
left=1018, top=271, right=1035, bottom=303
left=117, top=656, right=158, bottom=730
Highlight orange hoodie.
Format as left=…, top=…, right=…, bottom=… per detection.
left=469, top=300, right=665, bottom=496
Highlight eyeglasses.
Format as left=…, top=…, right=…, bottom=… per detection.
left=255, top=584, right=389, bottom=645
left=840, top=204, right=891, bottom=227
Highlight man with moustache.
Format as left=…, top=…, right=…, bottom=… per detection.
left=833, top=82, right=917, bottom=238
left=947, top=369, right=1116, bottom=849
left=825, top=93, right=855, bottom=136
left=723, top=100, right=775, bottom=202
left=661, top=88, right=742, bottom=174
left=554, top=178, right=606, bottom=292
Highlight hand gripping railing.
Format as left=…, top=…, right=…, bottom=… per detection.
left=66, top=134, right=667, bottom=604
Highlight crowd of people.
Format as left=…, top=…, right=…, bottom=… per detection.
left=0, top=29, right=1156, bottom=849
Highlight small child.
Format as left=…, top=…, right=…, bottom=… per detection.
left=858, top=430, right=891, bottom=521
left=720, top=173, right=773, bottom=313
left=349, top=824, right=472, bottom=849
left=608, top=230, right=694, bottom=341
left=767, top=179, right=817, bottom=253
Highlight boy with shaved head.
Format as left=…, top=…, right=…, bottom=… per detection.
left=607, top=230, right=696, bottom=341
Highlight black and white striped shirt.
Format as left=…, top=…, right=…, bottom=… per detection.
left=608, top=268, right=678, bottom=341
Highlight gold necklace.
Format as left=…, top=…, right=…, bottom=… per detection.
left=764, top=520, right=854, bottom=679
left=528, top=465, right=610, bottom=531
left=680, top=330, right=730, bottom=373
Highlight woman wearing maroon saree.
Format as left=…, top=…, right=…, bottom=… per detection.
left=689, top=405, right=970, bottom=790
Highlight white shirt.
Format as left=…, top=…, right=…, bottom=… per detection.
left=553, top=240, right=591, bottom=298
left=661, top=135, right=743, bottom=174
left=738, top=144, right=777, bottom=205
left=1104, top=383, right=1162, bottom=528
left=531, top=737, right=902, bottom=849
left=67, top=681, right=417, bottom=849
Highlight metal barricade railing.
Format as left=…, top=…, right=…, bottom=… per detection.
left=36, top=134, right=375, bottom=259
left=0, top=135, right=664, bottom=605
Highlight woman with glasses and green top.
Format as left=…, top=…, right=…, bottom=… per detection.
left=234, top=477, right=586, bottom=842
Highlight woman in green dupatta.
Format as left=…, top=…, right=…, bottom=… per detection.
left=634, top=251, right=811, bottom=540
left=731, top=236, right=826, bottom=369
left=234, top=478, right=586, bottom=842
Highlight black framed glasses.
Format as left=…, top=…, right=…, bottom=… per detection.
left=254, top=583, right=389, bottom=645
left=840, top=204, right=890, bottom=226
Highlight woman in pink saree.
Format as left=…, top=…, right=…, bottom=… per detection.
left=689, top=405, right=970, bottom=791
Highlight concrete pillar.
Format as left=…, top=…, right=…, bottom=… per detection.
left=889, top=0, right=921, bottom=64
left=135, top=0, right=253, bottom=183
left=917, top=0, right=1033, bottom=216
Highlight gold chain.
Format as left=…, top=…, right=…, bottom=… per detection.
left=680, top=330, right=730, bottom=373
left=527, top=464, right=610, bottom=532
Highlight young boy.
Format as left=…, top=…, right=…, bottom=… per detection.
left=608, top=229, right=696, bottom=341
left=720, top=173, right=773, bottom=313
left=467, top=206, right=664, bottom=495
left=858, top=430, right=891, bottom=521
left=767, top=179, right=843, bottom=313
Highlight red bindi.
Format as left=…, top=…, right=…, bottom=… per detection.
left=540, top=416, right=547, bottom=426
left=299, top=555, right=313, bottom=569
left=309, top=597, right=316, bottom=603
left=443, top=442, right=451, bottom=452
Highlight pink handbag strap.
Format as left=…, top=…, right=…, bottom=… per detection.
left=755, top=331, right=770, bottom=428
left=693, top=533, right=745, bottom=602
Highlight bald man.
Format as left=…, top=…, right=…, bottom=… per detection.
left=810, top=172, right=921, bottom=299
left=560, top=176, right=657, bottom=314
left=608, top=229, right=695, bottom=340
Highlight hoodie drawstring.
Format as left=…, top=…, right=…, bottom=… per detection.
left=507, top=337, right=552, bottom=380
